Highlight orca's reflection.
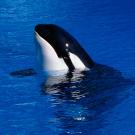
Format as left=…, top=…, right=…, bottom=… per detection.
left=42, top=64, right=134, bottom=135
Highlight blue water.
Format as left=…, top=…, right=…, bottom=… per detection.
left=0, top=0, right=135, bottom=134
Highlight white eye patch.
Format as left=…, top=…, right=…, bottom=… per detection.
left=69, top=52, right=86, bottom=69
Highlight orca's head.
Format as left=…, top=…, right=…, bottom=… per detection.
left=35, top=24, right=94, bottom=74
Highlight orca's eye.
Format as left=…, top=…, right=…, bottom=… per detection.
left=66, top=43, right=69, bottom=47
left=65, top=43, right=69, bottom=52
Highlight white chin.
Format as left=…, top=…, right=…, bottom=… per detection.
left=35, top=32, right=68, bottom=72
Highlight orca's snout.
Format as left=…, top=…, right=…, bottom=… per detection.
left=35, top=24, right=45, bottom=32
left=35, top=24, right=49, bottom=38
left=35, top=24, right=56, bottom=33
left=35, top=24, right=58, bottom=39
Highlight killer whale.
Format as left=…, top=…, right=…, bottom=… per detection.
left=9, top=24, right=131, bottom=80
left=35, top=24, right=95, bottom=73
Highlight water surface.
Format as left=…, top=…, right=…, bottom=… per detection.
left=0, top=0, right=135, bottom=134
